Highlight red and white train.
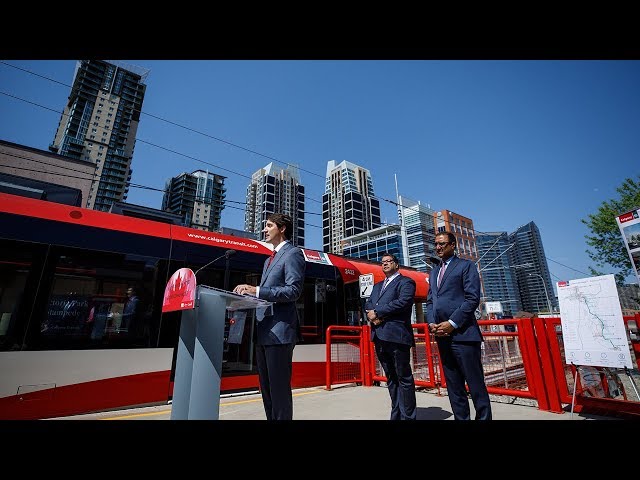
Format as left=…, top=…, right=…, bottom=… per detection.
left=0, top=192, right=429, bottom=419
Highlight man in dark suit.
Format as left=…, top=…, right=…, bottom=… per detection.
left=426, top=231, right=492, bottom=420
left=233, top=213, right=305, bottom=420
left=365, top=252, right=417, bottom=420
left=120, top=286, right=140, bottom=337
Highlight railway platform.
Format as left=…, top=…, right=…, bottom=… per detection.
left=47, top=383, right=615, bottom=421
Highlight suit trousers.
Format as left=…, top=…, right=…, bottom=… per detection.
left=256, top=342, right=295, bottom=420
left=374, top=339, right=417, bottom=420
left=438, top=339, right=492, bottom=420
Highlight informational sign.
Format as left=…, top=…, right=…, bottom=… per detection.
left=302, top=249, right=333, bottom=265
left=485, top=301, right=503, bottom=314
left=615, top=206, right=640, bottom=284
left=557, top=274, right=633, bottom=369
left=359, top=273, right=374, bottom=298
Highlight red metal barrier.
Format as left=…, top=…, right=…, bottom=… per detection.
left=367, top=323, right=441, bottom=389
left=325, top=325, right=365, bottom=391
left=324, top=314, right=640, bottom=418
left=514, top=318, right=548, bottom=409
left=361, top=324, right=373, bottom=386
left=543, top=315, right=640, bottom=418
left=532, top=317, right=564, bottom=413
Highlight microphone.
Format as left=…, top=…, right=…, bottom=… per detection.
left=194, top=249, right=236, bottom=277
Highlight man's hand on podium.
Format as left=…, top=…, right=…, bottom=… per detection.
left=233, top=284, right=257, bottom=296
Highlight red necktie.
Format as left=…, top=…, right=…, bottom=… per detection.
left=267, top=250, right=276, bottom=267
left=437, top=262, right=446, bottom=287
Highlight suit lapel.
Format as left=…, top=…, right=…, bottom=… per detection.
left=437, top=257, right=457, bottom=292
left=378, top=274, right=400, bottom=301
left=261, top=242, right=289, bottom=285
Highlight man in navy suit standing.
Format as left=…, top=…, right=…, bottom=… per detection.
left=233, top=213, right=305, bottom=420
left=426, top=231, right=492, bottom=420
left=365, top=253, right=417, bottom=420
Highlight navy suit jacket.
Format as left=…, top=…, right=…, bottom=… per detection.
left=365, top=274, right=416, bottom=346
left=256, top=241, right=306, bottom=345
left=425, top=256, right=482, bottom=342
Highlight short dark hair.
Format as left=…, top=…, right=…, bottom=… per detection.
left=267, top=213, right=294, bottom=240
left=437, top=231, right=457, bottom=246
left=380, top=252, right=399, bottom=264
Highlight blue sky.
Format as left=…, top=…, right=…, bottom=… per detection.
left=1, top=60, right=639, bottom=289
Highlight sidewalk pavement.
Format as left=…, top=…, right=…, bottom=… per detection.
left=48, top=383, right=615, bottom=421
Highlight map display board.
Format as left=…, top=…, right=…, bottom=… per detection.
left=615, top=206, right=640, bottom=284
left=557, top=274, right=633, bottom=369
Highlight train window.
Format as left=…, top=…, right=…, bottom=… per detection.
left=0, top=239, right=47, bottom=351
left=33, top=246, right=164, bottom=351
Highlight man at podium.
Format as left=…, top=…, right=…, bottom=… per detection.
left=233, top=213, right=305, bottom=420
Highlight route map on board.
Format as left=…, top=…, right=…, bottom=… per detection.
left=557, top=274, right=633, bottom=369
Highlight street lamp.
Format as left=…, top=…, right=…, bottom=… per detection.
left=528, top=273, right=552, bottom=314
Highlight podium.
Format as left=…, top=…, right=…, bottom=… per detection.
left=169, top=284, right=272, bottom=420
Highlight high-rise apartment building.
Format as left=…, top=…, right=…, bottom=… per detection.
left=476, top=231, right=522, bottom=316
left=244, top=162, right=305, bottom=246
left=508, top=221, right=557, bottom=314
left=50, top=60, right=148, bottom=211
left=398, top=196, right=437, bottom=272
left=342, top=224, right=406, bottom=264
left=434, top=209, right=478, bottom=262
left=323, top=160, right=380, bottom=254
left=162, top=170, right=226, bottom=231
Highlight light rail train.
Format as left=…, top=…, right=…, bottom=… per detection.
left=0, top=192, right=428, bottom=419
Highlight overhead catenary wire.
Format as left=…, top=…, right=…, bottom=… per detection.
left=0, top=62, right=592, bottom=277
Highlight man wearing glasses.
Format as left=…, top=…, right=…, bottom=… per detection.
left=426, top=232, right=492, bottom=420
left=365, top=253, right=417, bottom=420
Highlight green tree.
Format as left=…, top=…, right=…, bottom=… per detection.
left=582, top=175, right=640, bottom=284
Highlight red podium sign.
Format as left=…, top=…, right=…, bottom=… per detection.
left=162, top=268, right=197, bottom=312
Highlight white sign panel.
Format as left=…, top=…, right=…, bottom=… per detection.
left=485, top=301, right=503, bottom=314
left=359, top=273, right=374, bottom=298
left=227, top=311, right=246, bottom=344
left=557, top=274, right=633, bottom=369
left=615, top=206, right=640, bottom=285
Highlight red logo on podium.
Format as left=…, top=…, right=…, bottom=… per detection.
left=162, top=268, right=197, bottom=312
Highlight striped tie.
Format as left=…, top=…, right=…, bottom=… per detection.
left=437, top=262, right=446, bottom=287
left=382, top=278, right=389, bottom=291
